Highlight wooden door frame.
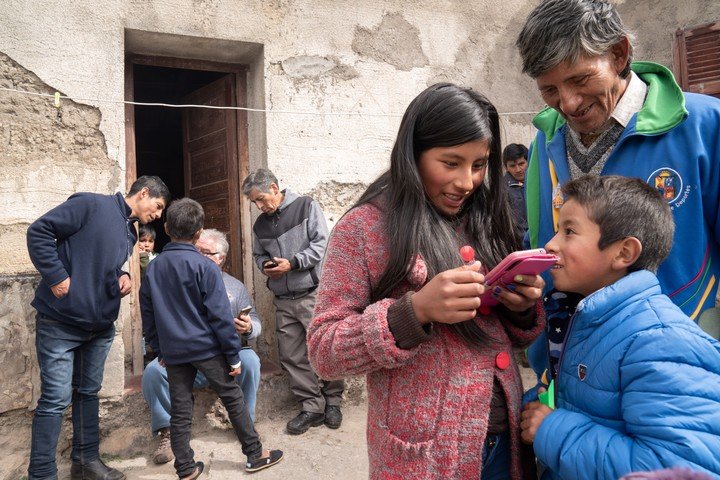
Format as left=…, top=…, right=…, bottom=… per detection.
left=124, top=54, right=253, bottom=376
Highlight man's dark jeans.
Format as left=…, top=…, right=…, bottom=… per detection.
left=166, top=355, right=262, bottom=477
left=29, top=314, right=115, bottom=480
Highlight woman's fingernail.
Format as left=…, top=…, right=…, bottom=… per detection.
left=506, top=284, right=517, bottom=292
left=493, top=286, right=502, bottom=295
left=514, top=275, right=524, bottom=283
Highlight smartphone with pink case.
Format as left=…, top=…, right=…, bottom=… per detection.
left=480, top=248, right=558, bottom=307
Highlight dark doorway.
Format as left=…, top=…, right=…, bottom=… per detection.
left=133, top=65, right=226, bottom=251
left=124, top=55, right=252, bottom=376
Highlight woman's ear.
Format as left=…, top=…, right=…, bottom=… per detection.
left=613, top=236, right=642, bottom=271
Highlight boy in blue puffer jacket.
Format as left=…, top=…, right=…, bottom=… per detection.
left=520, top=176, right=720, bottom=480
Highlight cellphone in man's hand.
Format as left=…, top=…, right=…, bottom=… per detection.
left=264, top=260, right=278, bottom=269
left=239, top=306, right=252, bottom=316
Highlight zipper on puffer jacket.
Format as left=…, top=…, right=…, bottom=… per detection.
left=553, top=301, right=584, bottom=406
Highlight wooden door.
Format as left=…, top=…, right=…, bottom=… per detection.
left=181, top=75, right=243, bottom=279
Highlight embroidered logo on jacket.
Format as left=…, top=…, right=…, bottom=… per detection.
left=647, top=168, right=686, bottom=206
left=578, top=364, right=587, bottom=381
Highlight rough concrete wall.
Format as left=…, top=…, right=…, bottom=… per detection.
left=618, top=0, right=720, bottom=71
left=0, top=51, right=127, bottom=411
left=0, top=52, right=120, bottom=276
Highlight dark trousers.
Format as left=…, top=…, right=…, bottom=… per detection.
left=166, top=355, right=262, bottom=477
left=29, top=314, right=115, bottom=480
left=274, top=291, right=345, bottom=413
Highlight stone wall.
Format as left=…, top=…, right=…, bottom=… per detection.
left=0, top=275, right=38, bottom=414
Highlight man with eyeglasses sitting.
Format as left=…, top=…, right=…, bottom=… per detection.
left=141, top=228, right=262, bottom=465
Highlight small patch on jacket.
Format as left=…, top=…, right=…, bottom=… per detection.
left=578, top=364, right=587, bottom=381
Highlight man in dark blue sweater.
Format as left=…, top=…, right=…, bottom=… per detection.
left=140, top=198, right=283, bottom=477
left=26, top=176, right=170, bottom=480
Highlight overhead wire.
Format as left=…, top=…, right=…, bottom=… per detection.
left=0, top=86, right=539, bottom=117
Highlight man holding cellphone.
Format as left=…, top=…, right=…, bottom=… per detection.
left=242, top=168, right=344, bottom=435
left=141, top=228, right=262, bottom=465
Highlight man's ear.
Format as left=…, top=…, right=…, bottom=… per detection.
left=610, top=37, right=631, bottom=75
left=270, top=183, right=279, bottom=195
left=164, top=223, right=170, bottom=236
left=613, top=236, right=642, bottom=271
left=191, top=228, right=203, bottom=244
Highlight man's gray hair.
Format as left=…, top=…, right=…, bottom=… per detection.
left=242, top=168, right=279, bottom=196
left=516, top=0, right=634, bottom=78
left=200, top=228, right=230, bottom=258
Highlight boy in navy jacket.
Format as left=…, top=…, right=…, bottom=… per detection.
left=140, top=198, right=282, bottom=478
left=520, top=176, right=720, bottom=479
left=26, top=175, right=169, bottom=480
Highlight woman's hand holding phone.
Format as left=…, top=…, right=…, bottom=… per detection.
left=492, top=274, right=545, bottom=312
left=411, top=262, right=486, bottom=325
left=481, top=249, right=553, bottom=312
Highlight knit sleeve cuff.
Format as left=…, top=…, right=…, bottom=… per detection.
left=290, top=257, right=300, bottom=270
left=387, top=292, right=433, bottom=350
left=496, top=304, right=537, bottom=330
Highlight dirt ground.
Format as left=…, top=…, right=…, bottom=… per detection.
left=84, top=402, right=370, bottom=479
left=47, top=366, right=535, bottom=480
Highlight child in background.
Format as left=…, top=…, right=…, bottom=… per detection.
left=138, top=224, right=157, bottom=276
left=141, top=198, right=282, bottom=478
left=502, top=143, right=529, bottom=234
left=520, top=176, right=720, bottom=479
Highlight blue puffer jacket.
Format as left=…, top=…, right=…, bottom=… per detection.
left=535, top=271, right=720, bottom=480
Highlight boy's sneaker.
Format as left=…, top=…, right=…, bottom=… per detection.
left=286, top=411, right=324, bottom=434
left=153, top=428, right=174, bottom=464
left=179, top=461, right=204, bottom=480
left=246, top=449, right=283, bottom=473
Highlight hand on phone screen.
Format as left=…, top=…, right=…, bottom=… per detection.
left=480, top=249, right=557, bottom=307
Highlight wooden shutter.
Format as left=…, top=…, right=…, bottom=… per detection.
left=674, top=22, right=720, bottom=99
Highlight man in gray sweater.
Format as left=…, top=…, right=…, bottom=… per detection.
left=243, top=168, right=344, bottom=434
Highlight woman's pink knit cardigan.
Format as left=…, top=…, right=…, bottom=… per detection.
left=308, top=203, right=545, bottom=479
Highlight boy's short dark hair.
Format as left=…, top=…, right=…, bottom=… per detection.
left=139, top=224, right=156, bottom=240
left=503, top=143, right=529, bottom=165
left=128, top=175, right=172, bottom=206
left=165, top=198, right=204, bottom=241
left=561, top=175, right=674, bottom=273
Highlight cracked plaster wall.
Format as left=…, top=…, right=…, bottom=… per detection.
left=0, top=0, right=717, bottom=416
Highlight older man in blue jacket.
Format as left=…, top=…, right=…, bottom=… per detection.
left=516, top=0, right=720, bottom=396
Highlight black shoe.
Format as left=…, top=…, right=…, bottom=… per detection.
left=324, top=405, right=343, bottom=429
left=179, top=461, right=204, bottom=480
left=70, top=459, right=126, bottom=480
left=286, top=411, right=325, bottom=435
left=246, top=449, right=283, bottom=473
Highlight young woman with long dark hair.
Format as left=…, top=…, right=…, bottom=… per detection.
left=308, top=83, right=545, bottom=479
